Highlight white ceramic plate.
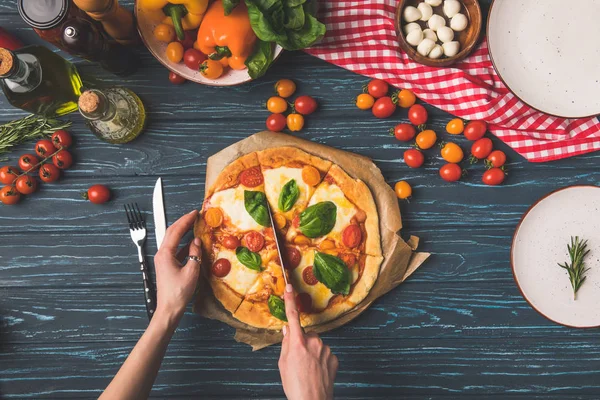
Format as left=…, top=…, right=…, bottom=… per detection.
left=512, top=186, right=600, bottom=328
left=488, top=0, right=600, bottom=118
left=134, top=2, right=283, bottom=86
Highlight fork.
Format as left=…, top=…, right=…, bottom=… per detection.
left=124, top=203, right=156, bottom=320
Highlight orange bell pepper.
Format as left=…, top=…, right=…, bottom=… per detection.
left=197, top=0, right=257, bottom=70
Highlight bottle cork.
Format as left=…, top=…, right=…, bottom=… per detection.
left=78, top=91, right=100, bottom=114
left=72, top=0, right=138, bottom=46
left=0, top=48, right=15, bottom=76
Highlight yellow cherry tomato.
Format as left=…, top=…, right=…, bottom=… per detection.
left=193, top=41, right=202, bottom=51
left=267, top=96, right=288, bottom=114
left=154, top=24, right=176, bottom=43
left=446, top=118, right=465, bottom=135
left=275, top=79, right=296, bottom=98
left=287, top=113, right=304, bottom=132
left=356, top=93, right=375, bottom=110
left=166, top=41, right=184, bottom=63
left=394, top=181, right=412, bottom=199
left=440, top=142, right=464, bottom=163
left=200, top=59, right=224, bottom=79
left=416, top=129, right=437, bottom=150
left=397, top=89, right=416, bottom=108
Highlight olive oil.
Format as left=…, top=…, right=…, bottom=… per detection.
left=78, top=87, right=146, bottom=144
left=0, top=45, right=82, bottom=117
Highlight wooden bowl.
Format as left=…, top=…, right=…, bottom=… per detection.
left=395, top=0, right=482, bottom=67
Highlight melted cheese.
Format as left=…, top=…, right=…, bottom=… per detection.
left=216, top=248, right=260, bottom=295
left=263, top=167, right=312, bottom=216
left=246, top=261, right=285, bottom=298
left=308, top=183, right=356, bottom=242
left=290, top=249, right=335, bottom=310
left=209, top=186, right=263, bottom=231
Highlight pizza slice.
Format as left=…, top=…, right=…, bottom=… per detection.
left=286, top=164, right=382, bottom=257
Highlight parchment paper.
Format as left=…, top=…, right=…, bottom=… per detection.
left=193, top=131, right=430, bottom=350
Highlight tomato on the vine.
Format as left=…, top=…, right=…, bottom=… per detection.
left=287, top=113, right=305, bottom=131
left=183, top=48, right=206, bottom=70
left=391, top=123, right=416, bottom=142
left=267, top=96, right=288, bottom=114
left=394, top=181, right=412, bottom=199
left=35, top=139, right=57, bottom=158
left=0, top=165, right=19, bottom=184
left=52, top=150, right=73, bottom=169
left=372, top=96, right=396, bottom=118
left=15, top=175, right=37, bottom=195
left=39, top=163, right=60, bottom=183
left=397, top=89, right=416, bottom=108
left=0, top=185, right=20, bottom=205
left=356, top=93, right=375, bottom=110
left=18, top=154, right=40, bottom=172
left=471, top=138, right=493, bottom=160
left=51, top=130, right=72, bottom=149
left=168, top=71, right=186, bottom=84
left=85, top=184, right=111, bottom=204
left=486, top=150, right=507, bottom=168
left=439, top=163, right=462, bottom=182
left=440, top=142, right=464, bottom=163
left=275, top=79, right=296, bottom=98
left=295, top=95, right=318, bottom=115
left=403, top=149, right=425, bottom=168
left=266, top=113, right=286, bottom=132
left=408, top=104, right=428, bottom=125
left=367, top=79, right=389, bottom=98
left=416, top=129, right=437, bottom=150
left=446, top=118, right=465, bottom=135
left=464, top=120, right=487, bottom=141
left=482, top=168, right=505, bottom=186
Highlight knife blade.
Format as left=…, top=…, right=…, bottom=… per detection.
left=266, top=202, right=290, bottom=286
left=153, top=177, right=167, bottom=249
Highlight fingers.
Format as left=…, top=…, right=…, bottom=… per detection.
left=176, top=242, right=191, bottom=263
left=183, top=237, right=202, bottom=270
left=283, top=284, right=304, bottom=343
left=161, top=210, right=198, bottom=253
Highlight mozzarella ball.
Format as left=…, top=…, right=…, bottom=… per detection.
left=403, top=6, right=422, bottom=23
left=404, top=22, right=422, bottom=35
left=422, top=28, right=438, bottom=42
left=429, top=44, right=444, bottom=59
left=418, top=2, right=433, bottom=21
left=428, top=14, right=446, bottom=31
left=443, top=0, right=461, bottom=18
left=406, top=29, right=424, bottom=46
left=450, top=13, right=468, bottom=31
left=425, top=0, right=442, bottom=6
left=437, top=26, right=454, bottom=43
left=417, top=38, right=436, bottom=56
left=442, top=41, right=461, bottom=57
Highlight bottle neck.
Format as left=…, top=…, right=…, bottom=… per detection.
left=79, top=89, right=116, bottom=121
left=1, top=52, right=41, bottom=92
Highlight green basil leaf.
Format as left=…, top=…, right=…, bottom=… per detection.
left=244, top=190, right=271, bottom=227
left=299, top=201, right=336, bottom=238
left=278, top=179, right=300, bottom=212
left=313, top=251, right=351, bottom=295
left=268, top=295, right=288, bottom=321
left=283, top=4, right=305, bottom=30
left=223, top=0, right=241, bottom=15
left=280, top=13, right=325, bottom=50
left=246, top=1, right=287, bottom=43
left=236, top=247, right=262, bottom=271
left=245, top=39, right=274, bottom=79
left=287, top=0, right=307, bottom=7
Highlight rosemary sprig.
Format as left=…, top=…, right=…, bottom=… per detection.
left=0, top=115, right=71, bottom=160
left=558, top=236, right=591, bottom=300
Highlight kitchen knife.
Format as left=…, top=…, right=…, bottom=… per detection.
left=153, top=177, right=167, bottom=249
left=266, top=202, right=290, bottom=286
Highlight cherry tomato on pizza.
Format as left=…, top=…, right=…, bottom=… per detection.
left=391, top=123, right=416, bottom=142
left=339, top=253, right=357, bottom=269
left=446, top=118, right=465, bottom=135
left=296, top=292, right=312, bottom=313
left=367, top=79, right=389, bottom=98
left=244, top=231, right=265, bottom=252
left=0, top=165, right=19, bottom=184
left=204, top=208, right=223, bottom=228
left=51, top=130, right=72, bottom=149
left=266, top=113, right=286, bottom=132
left=0, top=185, right=20, bottom=205
left=301, top=165, right=321, bottom=186
left=284, top=247, right=302, bottom=270
left=18, top=154, right=40, bottom=172
left=275, top=79, right=296, bottom=98
left=372, top=96, right=396, bottom=118
left=356, top=93, right=375, bottom=110
left=35, top=139, right=57, bottom=158
left=342, top=224, right=362, bottom=248
left=471, top=138, right=493, bottom=160
left=416, top=129, right=437, bottom=150
left=439, top=163, right=462, bottom=182
left=15, top=175, right=37, bottom=195
left=294, top=96, right=318, bottom=115
left=212, top=258, right=231, bottom=277
left=464, top=120, right=487, bottom=141
left=408, top=104, right=428, bottom=126
left=394, top=180, right=412, bottom=199
left=302, top=266, right=319, bottom=285
left=482, top=168, right=506, bottom=186
left=403, top=149, right=425, bottom=168
left=486, top=150, right=507, bottom=168
left=222, top=235, right=241, bottom=250
left=440, top=142, right=464, bottom=163
left=239, top=167, right=263, bottom=187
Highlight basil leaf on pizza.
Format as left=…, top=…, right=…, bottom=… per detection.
left=313, top=251, right=351, bottom=295
left=268, top=295, right=288, bottom=321
left=278, top=179, right=300, bottom=212
left=244, top=190, right=270, bottom=227
left=236, top=247, right=262, bottom=271
left=299, top=201, right=337, bottom=238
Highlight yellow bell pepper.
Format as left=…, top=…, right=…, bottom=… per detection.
left=140, top=0, right=208, bottom=40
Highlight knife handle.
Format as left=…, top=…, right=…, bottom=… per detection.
left=140, top=258, right=157, bottom=320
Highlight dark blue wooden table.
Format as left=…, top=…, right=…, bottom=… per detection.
left=2, top=1, right=600, bottom=398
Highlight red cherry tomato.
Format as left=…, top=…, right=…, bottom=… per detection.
left=168, top=71, right=186, bottom=85
left=0, top=185, right=20, bottom=205
left=486, top=150, right=507, bottom=168
left=39, top=164, right=60, bottom=183
left=183, top=48, right=206, bottom=70
left=391, top=123, right=416, bottom=142
left=294, top=95, right=318, bottom=115
left=302, top=266, right=318, bottom=285
left=403, top=149, right=425, bottom=168
left=471, top=138, right=494, bottom=160
left=0, top=165, right=19, bottom=184
left=86, top=184, right=111, bottom=204
left=482, top=168, right=506, bottom=186
left=15, top=175, right=37, bottom=195
left=212, top=258, right=231, bottom=277
left=284, top=246, right=302, bottom=270
left=18, top=154, right=40, bottom=172
left=339, top=253, right=357, bottom=268
left=367, top=79, right=389, bottom=98
left=408, top=104, right=428, bottom=125
left=439, top=163, right=462, bottom=182
left=177, top=30, right=196, bottom=49
left=35, top=139, right=57, bottom=158
left=464, top=120, right=488, bottom=141
left=52, top=150, right=73, bottom=169
left=244, top=231, right=265, bottom=252
left=372, top=96, right=396, bottom=118
left=296, top=292, right=312, bottom=313
left=266, top=113, right=287, bottom=132
left=342, top=224, right=362, bottom=248
left=51, top=130, right=72, bottom=149
left=239, top=167, right=263, bottom=187
left=222, top=235, right=241, bottom=250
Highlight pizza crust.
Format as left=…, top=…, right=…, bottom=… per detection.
left=326, top=165, right=382, bottom=257
left=257, top=146, right=332, bottom=174
left=210, top=279, right=245, bottom=314
left=233, top=299, right=285, bottom=330
left=206, top=152, right=260, bottom=198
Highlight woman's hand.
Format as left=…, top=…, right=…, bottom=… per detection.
left=153, top=210, right=202, bottom=326
left=278, top=284, right=338, bottom=400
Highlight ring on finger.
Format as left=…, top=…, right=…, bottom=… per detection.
left=185, top=255, right=201, bottom=264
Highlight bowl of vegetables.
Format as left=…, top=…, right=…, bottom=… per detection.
left=135, top=0, right=325, bottom=86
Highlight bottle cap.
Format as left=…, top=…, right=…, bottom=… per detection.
left=79, top=91, right=100, bottom=113
left=18, top=0, right=70, bottom=30
left=0, top=48, right=15, bottom=76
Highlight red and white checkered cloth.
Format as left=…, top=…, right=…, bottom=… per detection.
left=305, top=1, right=600, bottom=162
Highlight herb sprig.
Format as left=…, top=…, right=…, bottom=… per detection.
left=0, top=115, right=71, bottom=160
left=558, top=236, right=591, bottom=300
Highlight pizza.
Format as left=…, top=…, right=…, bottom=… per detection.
left=195, top=147, right=383, bottom=330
